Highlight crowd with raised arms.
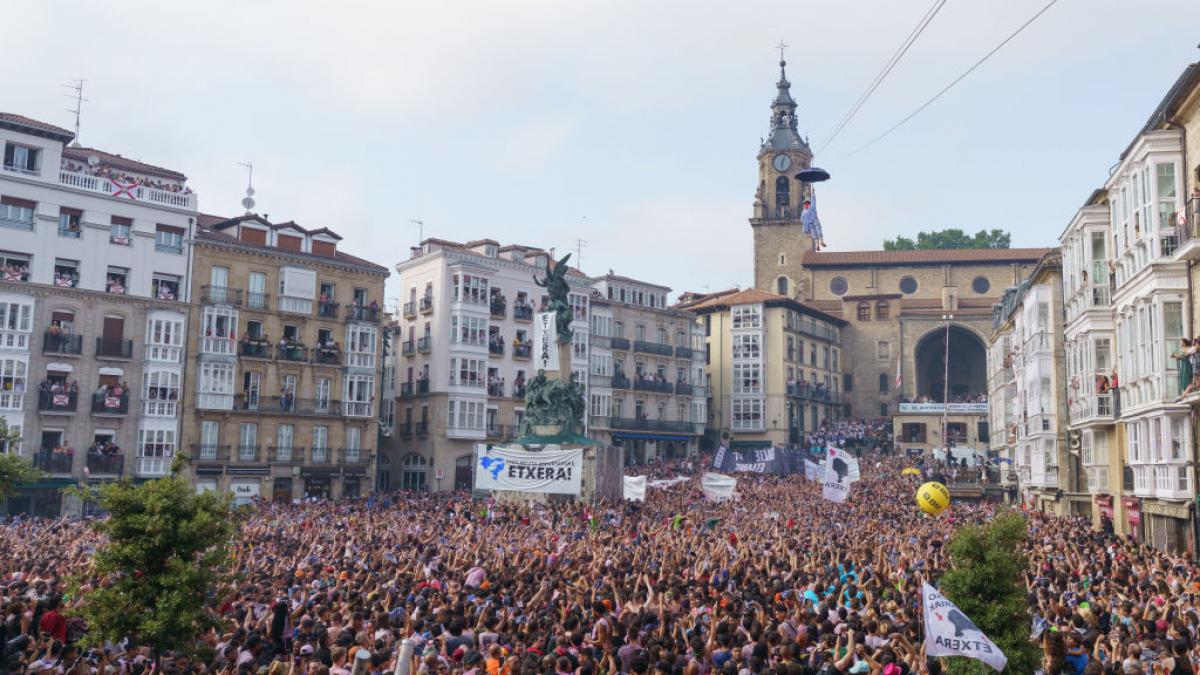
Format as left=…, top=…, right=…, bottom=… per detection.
left=0, top=452, right=1199, bottom=674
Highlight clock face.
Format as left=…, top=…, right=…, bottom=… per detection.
left=773, top=154, right=792, bottom=172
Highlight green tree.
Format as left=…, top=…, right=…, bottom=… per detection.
left=938, top=511, right=1040, bottom=674
left=883, top=228, right=1011, bottom=250
left=72, top=458, right=235, bottom=657
left=0, top=418, right=39, bottom=501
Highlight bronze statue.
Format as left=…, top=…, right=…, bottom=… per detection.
left=534, top=253, right=575, bottom=345
left=521, top=369, right=585, bottom=436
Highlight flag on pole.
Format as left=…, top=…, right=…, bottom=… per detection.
left=922, top=582, right=1008, bottom=672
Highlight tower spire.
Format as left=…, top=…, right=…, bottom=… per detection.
left=763, top=43, right=809, bottom=154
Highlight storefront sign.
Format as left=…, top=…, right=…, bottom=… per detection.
left=1142, top=500, right=1191, bottom=519
left=1123, top=496, right=1141, bottom=527
left=1094, top=494, right=1113, bottom=520
left=534, top=312, right=560, bottom=371
left=898, top=403, right=988, bottom=414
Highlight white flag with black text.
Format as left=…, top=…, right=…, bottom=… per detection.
left=922, top=582, right=1007, bottom=672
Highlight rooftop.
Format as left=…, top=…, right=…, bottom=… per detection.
left=196, top=214, right=389, bottom=274
left=799, top=247, right=1050, bottom=267
left=62, top=146, right=186, bottom=181
left=0, top=113, right=74, bottom=141
left=684, top=287, right=846, bottom=326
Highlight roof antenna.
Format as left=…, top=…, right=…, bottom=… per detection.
left=238, top=162, right=255, bottom=214
left=574, top=237, right=588, bottom=269
left=408, top=219, right=424, bottom=242
left=62, top=79, right=87, bottom=147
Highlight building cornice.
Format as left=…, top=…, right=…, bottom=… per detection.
left=193, top=237, right=389, bottom=278
left=0, top=279, right=192, bottom=311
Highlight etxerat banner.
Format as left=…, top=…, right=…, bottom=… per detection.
left=822, top=447, right=853, bottom=503
left=715, top=446, right=781, bottom=474
left=475, top=444, right=582, bottom=495
left=534, top=312, right=560, bottom=371
left=701, top=472, right=737, bottom=501
left=804, top=460, right=822, bottom=482
left=623, top=475, right=647, bottom=501
left=922, top=582, right=1008, bottom=671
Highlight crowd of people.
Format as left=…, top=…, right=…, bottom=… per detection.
left=3, top=449, right=1200, bottom=674
left=61, top=160, right=193, bottom=195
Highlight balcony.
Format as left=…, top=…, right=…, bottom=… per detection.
left=37, top=390, right=77, bottom=413
left=400, top=382, right=415, bottom=398
left=490, top=301, right=506, bottom=319
left=675, top=382, right=694, bottom=396
left=417, top=336, right=432, bottom=353
left=403, top=301, right=417, bottom=318
left=201, top=285, right=242, bottom=305
left=612, top=374, right=631, bottom=389
left=633, top=378, right=673, bottom=394
left=787, top=384, right=840, bottom=403
left=236, top=445, right=263, bottom=463
left=675, top=346, right=695, bottom=359
left=33, top=450, right=74, bottom=474
left=269, top=446, right=305, bottom=464
left=281, top=296, right=314, bottom=315
left=634, top=340, right=674, bottom=357
left=95, top=337, right=133, bottom=359
left=513, top=304, right=534, bottom=321
left=417, top=379, right=430, bottom=395
left=345, top=304, right=381, bottom=323
left=399, top=422, right=413, bottom=438
left=513, top=385, right=526, bottom=400
left=489, top=342, right=504, bottom=356
left=256, top=396, right=341, bottom=416
left=419, top=295, right=434, bottom=313
left=239, top=339, right=271, bottom=359
left=276, top=343, right=308, bottom=362
left=190, top=444, right=231, bottom=462
left=513, top=343, right=532, bottom=359
left=245, top=291, right=270, bottom=310
left=339, top=448, right=370, bottom=467
left=488, top=382, right=505, bottom=397
left=134, top=456, right=169, bottom=477
left=86, top=452, right=124, bottom=476
left=313, top=347, right=342, bottom=366
left=58, top=169, right=198, bottom=210
left=610, top=337, right=631, bottom=350
left=1170, top=197, right=1200, bottom=260
left=43, top=332, right=82, bottom=355
left=608, top=417, right=703, bottom=434
left=486, top=424, right=517, bottom=439
left=344, top=401, right=373, bottom=417
left=415, top=421, right=429, bottom=438
left=91, top=392, right=129, bottom=415
left=402, top=340, right=416, bottom=356
left=310, top=447, right=332, bottom=464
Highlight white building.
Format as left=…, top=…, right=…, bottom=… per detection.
left=0, top=112, right=196, bottom=515
left=387, top=239, right=592, bottom=491
left=1109, top=127, right=1192, bottom=549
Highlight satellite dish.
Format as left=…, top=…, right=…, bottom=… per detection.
left=246, top=187, right=256, bottom=197
left=87, top=155, right=100, bottom=167
left=242, top=197, right=256, bottom=210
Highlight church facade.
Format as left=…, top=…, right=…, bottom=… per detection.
left=745, top=57, right=1050, bottom=431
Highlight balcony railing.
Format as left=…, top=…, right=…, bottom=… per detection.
left=236, top=445, right=262, bottom=462
left=345, top=304, right=381, bottom=322
left=310, top=447, right=332, bottom=464
left=513, top=343, right=532, bottom=359
left=344, top=401, right=373, bottom=417
left=269, top=446, right=305, bottom=463
left=91, top=392, right=129, bottom=415
left=43, top=332, right=82, bottom=355
left=262, top=396, right=340, bottom=416
left=787, top=384, right=839, bottom=402
left=490, top=301, right=506, bottom=319
left=612, top=374, right=631, bottom=389
left=419, top=296, right=434, bottom=313
left=513, top=304, right=534, bottom=321
left=201, top=285, right=242, bottom=305
left=675, top=383, right=694, bottom=396
left=489, top=342, right=504, bottom=356
left=487, top=382, right=505, bottom=396
left=400, top=382, right=415, bottom=398
left=634, top=340, right=674, bottom=356
left=675, top=346, right=695, bottom=359
left=86, top=452, right=124, bottom=476
left=610, top=337, right=631, bottom=350
left=402, top=301, right=417, bottom=318
left=33, top=450, right=74, bottom=474
left=58, top=169, right=198, bottom=210
left=415, top=421, right=429, bottom=437
left=38, top=390, right=77, bottom=412
left=190, top=444, right=231, bottom=462
left=417, top=379, right=430, bottom=395
left=95, top=337, right=133, bottom=358
left=313, top=347, right=342, bottom=365
left=245, top=291, right=270, bottom=310
left=276, top=343, right=308, bottom=362
left=608, top=417, right=702, bottom=434
left=399, top=422, right=413, bottom=438
left=417, top=337, right=432, bottom=353
left=633, top=378, right=673, bottom=393
left=340, top=448, right=370, bottom=465
left=239, top=340, right=271, bottom=358
left=402, top=340, right=416, bottom=355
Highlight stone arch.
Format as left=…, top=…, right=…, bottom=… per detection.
left=913, top=324, right=988, bottom=402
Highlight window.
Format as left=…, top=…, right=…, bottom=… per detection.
left=732, top=305, right=762, bottom=329
left=902, top=423, right=926, bottom=443
left=106, top=266, right=129, bottom=295
left=635, top=324, right=647, bottom=341
left=732, top=334, right=761, bottom=360
left=879, top=373, right=889, bottom=392
left=451, top=315, right=487, bottom=345
left=199, top=307, right=237, bottom=354
left=343, top=374, right=375, bottom=416
left=453, top=274, right=489, bottom=304
left=52, top=259, right=79, bottom=288
left=971, top=276, right=991, bottom=294
left=155, top=224, right=184, bottom=253
left=0, top=300, right=33, bottom=349
left=142, top=370, right=180, bottom=417
left=732, top=363, right=761, bottom=394
left=247, top=272, right=267, bottom=309
left=876, top=340, right=890, bottom=360
left=279, top=266, right=316, bottom=314
left=899, top=276, right=918, bottom=294
left=731, top=398, right=764, bottom=430
left=58, top=207, right=82, bottom=238
left=316, top=378, right=331, bottom=412
left=242, top=371, right=261, bottom=410
left=830, top=277, right=848, bottom=296
left=875, top=301, right=889, bottom=321
left=3, top=142, right=40, bottom=174
left=0, top=358, right=28, bottom=411
left=590, top=352, right=612, bottom=376
left=136, top=428, right=176, bottom=475
left=776, top=277, right=789, bottom=296
left=197, top=362, right=235, bottom=410
left=346, top=325, right=377, bottom=368
left=109, top=216, right=132, bottom=246
left=856, top=303, right=871, bottom=322
left=449, top=358, right=486, bottom=388
left=448, top=399, right=485, bottom=430
left=1156, top=163, right=1177, bottom=232
left=312, top=426, right=329, bottom=462
left=0, top=251, right=31, bottom=282
left=152, top=273, right=181, bottom=301
left=238, top=424, right=259, bottom=460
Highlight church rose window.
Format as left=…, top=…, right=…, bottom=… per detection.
left=972, top=276, right=991, bottom=294
left=899, top=276, right=918, bottom=294
left=829, top=277, right=848, bottom=296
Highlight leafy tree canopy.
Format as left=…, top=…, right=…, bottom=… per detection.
left=883, top=228, right=1011, bottom=251
left=0, top=419, right=39, bottom=500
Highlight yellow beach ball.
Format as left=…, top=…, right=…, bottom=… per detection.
left=916, top=481, right=951, bottom=516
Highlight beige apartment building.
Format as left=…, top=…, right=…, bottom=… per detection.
left=181, top=214, right=388, bottom=503
left=681, top=288, right=845, bottom=450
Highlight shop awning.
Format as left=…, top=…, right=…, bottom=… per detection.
left=612, top=432, right=690, bottom=442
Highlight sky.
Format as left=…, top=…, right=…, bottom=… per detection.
left=4, top=0, right=1199, bottom=305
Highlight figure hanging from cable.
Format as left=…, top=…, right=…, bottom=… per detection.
left=801, top=194, right=825, bottom=250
